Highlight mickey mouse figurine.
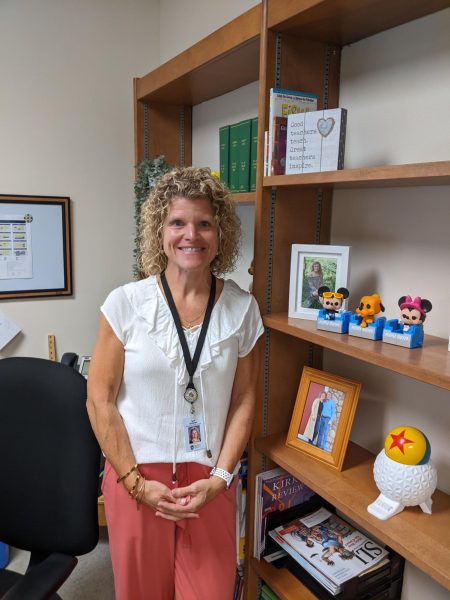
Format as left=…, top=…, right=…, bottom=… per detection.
left=398, top=296, right=432, bottom=331
left=318, top=286, right=349, bottom=320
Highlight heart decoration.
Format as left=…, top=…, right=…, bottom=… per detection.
left=317, top=117, right=335, bottom=137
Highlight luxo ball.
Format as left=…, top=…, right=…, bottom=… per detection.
left=367, top=426, right=437, bottom=521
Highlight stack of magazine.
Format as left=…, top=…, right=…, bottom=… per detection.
left=269, top=507, right=389, bottom=596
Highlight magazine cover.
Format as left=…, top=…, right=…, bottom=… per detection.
left=273, top=507, right=388, bottom=586
left=268, top=529, right=340, bottom=594
left=254, top=467, right=314, bottom=558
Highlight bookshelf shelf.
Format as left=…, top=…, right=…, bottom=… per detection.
left=263, top=313, right=450, bottom=391
left=250, top=558, right=318, bottom=600
left=135, top=6, right=260, bottom=105
left=232, top=192, right=256, bottom=204
left=263, top=160, right=450, bottom=189
left=255, top=433, right=450, bottom=592
left=267, top=0, right=450, bottom=45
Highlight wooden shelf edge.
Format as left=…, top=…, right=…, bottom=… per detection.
left=232, top=191, right=256, bottom=204
left=135, top=5, right=260, bottom=104
left=250, top=557, right=319, bottom=600
left=267, top=0, right=450, bottom=46
left=263, top=313, right=450, bottom=391
left=255, top=433, right=450, bottom=591
left=263, top=160, right=450, bottom=189
left=98, top=496, right=107, bottom=527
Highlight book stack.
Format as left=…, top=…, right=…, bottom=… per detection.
left=219, top=117, right=258, bottom=193
left=265, top=88, right=317, bottom=176
left=253, top=467, right=315, bottom=559
left=233, top=569, right=244, bottom=600
left=285, top=108, right=347, bottom=174
left=269, top=506, right=389, bottom=596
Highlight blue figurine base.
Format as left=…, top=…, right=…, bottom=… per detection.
left=382, top=320, right=424, bottom=349
left=0, top=542, right=9, bottom=568
left=317, top=309, right=352, bottom=334
left=348, top=314, right=386, bottom=341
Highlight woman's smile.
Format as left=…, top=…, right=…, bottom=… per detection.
left=163, top=196, right=218, bottom=274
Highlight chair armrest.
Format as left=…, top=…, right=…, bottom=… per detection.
left=3, top=553, right=77, bottom=600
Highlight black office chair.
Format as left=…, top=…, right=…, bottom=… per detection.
left=0, top=357, right=100, bottom=599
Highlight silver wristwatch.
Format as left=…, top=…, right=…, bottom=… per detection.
left=210, top=466, right=234, bottom=488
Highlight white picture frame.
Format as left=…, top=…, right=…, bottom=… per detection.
left=289, top=244, right=351, bottom=320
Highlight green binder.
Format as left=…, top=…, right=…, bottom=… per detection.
left=238, top=118, right=252, bottom=193
left=229, top=122, right=240, bottom=192
left=250, top=117, right=258, bottom=192
left=219, top=125, right=230, bottom=186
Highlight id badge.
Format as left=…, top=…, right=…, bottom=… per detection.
left=183, top=416, right=206, bottom=452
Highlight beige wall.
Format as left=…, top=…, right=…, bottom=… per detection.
left=0, top=0, right=159, bottom=359
left=158, top=0, right=259, bottom=63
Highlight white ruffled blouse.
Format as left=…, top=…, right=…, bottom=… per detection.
left=101, top=276, right=264, bottom=471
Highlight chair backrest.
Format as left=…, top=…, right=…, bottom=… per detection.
left=0, top=357, right=100, bottom=556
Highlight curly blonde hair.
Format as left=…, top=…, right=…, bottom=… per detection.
left=138, top=166, right=241, bottom=277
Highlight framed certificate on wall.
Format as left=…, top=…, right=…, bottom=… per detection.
left=0, top=195, right=72, bottom=300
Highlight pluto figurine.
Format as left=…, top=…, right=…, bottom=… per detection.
left=367, top=426, right=437, bottom=521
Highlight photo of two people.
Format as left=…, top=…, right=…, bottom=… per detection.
left=296, top=382, right=344, bottom=453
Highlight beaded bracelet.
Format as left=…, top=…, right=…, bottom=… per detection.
left=116, top=463, right=138, bottom=484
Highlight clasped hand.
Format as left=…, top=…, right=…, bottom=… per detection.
left=142, top=478, right=225, bottom=522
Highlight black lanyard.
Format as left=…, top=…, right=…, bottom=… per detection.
left=160, top=271, right=216, bottom=410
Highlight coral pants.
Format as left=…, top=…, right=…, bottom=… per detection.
left=102, top=461, right=237, bottom=600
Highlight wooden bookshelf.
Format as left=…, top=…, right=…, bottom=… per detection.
left=263, top=160, right=450, bottom=189
left=263, top=314, right=450, bottom=391
left=255, top=433, right=450, bottom=591
left=250, top=558, right=319, bottom=600
left=267, top=0, right=450, bottom=45
left=133, top=2, right=450, bottom=598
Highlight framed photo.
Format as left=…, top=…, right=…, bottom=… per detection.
left=286, top=367, right=361, bottom=471
left=288, top=244, right=350, bottom=320
left=0, top=195, right=72, bottom=300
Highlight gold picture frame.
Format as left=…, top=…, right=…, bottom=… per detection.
left=286, top=366, right=361, bottom=471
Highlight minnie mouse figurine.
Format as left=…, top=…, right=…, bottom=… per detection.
left=382, top=295, right=432, bottom=348
left=398, top=296, right=432, bottom=331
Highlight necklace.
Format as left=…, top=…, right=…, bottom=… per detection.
left=181, top=307, right=206, bottom=329
left=160, top=271, right=216, bottom=410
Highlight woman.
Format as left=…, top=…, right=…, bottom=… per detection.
left=189, top=426, right=201, bottom=444
left=306, top=261, right=323, bottom=308
left=303, top=391, right=325, bottom=443
left=87, top=167, right=263, bottom=600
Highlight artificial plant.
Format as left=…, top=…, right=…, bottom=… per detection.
left=133, top=155, right=171, bottom=278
